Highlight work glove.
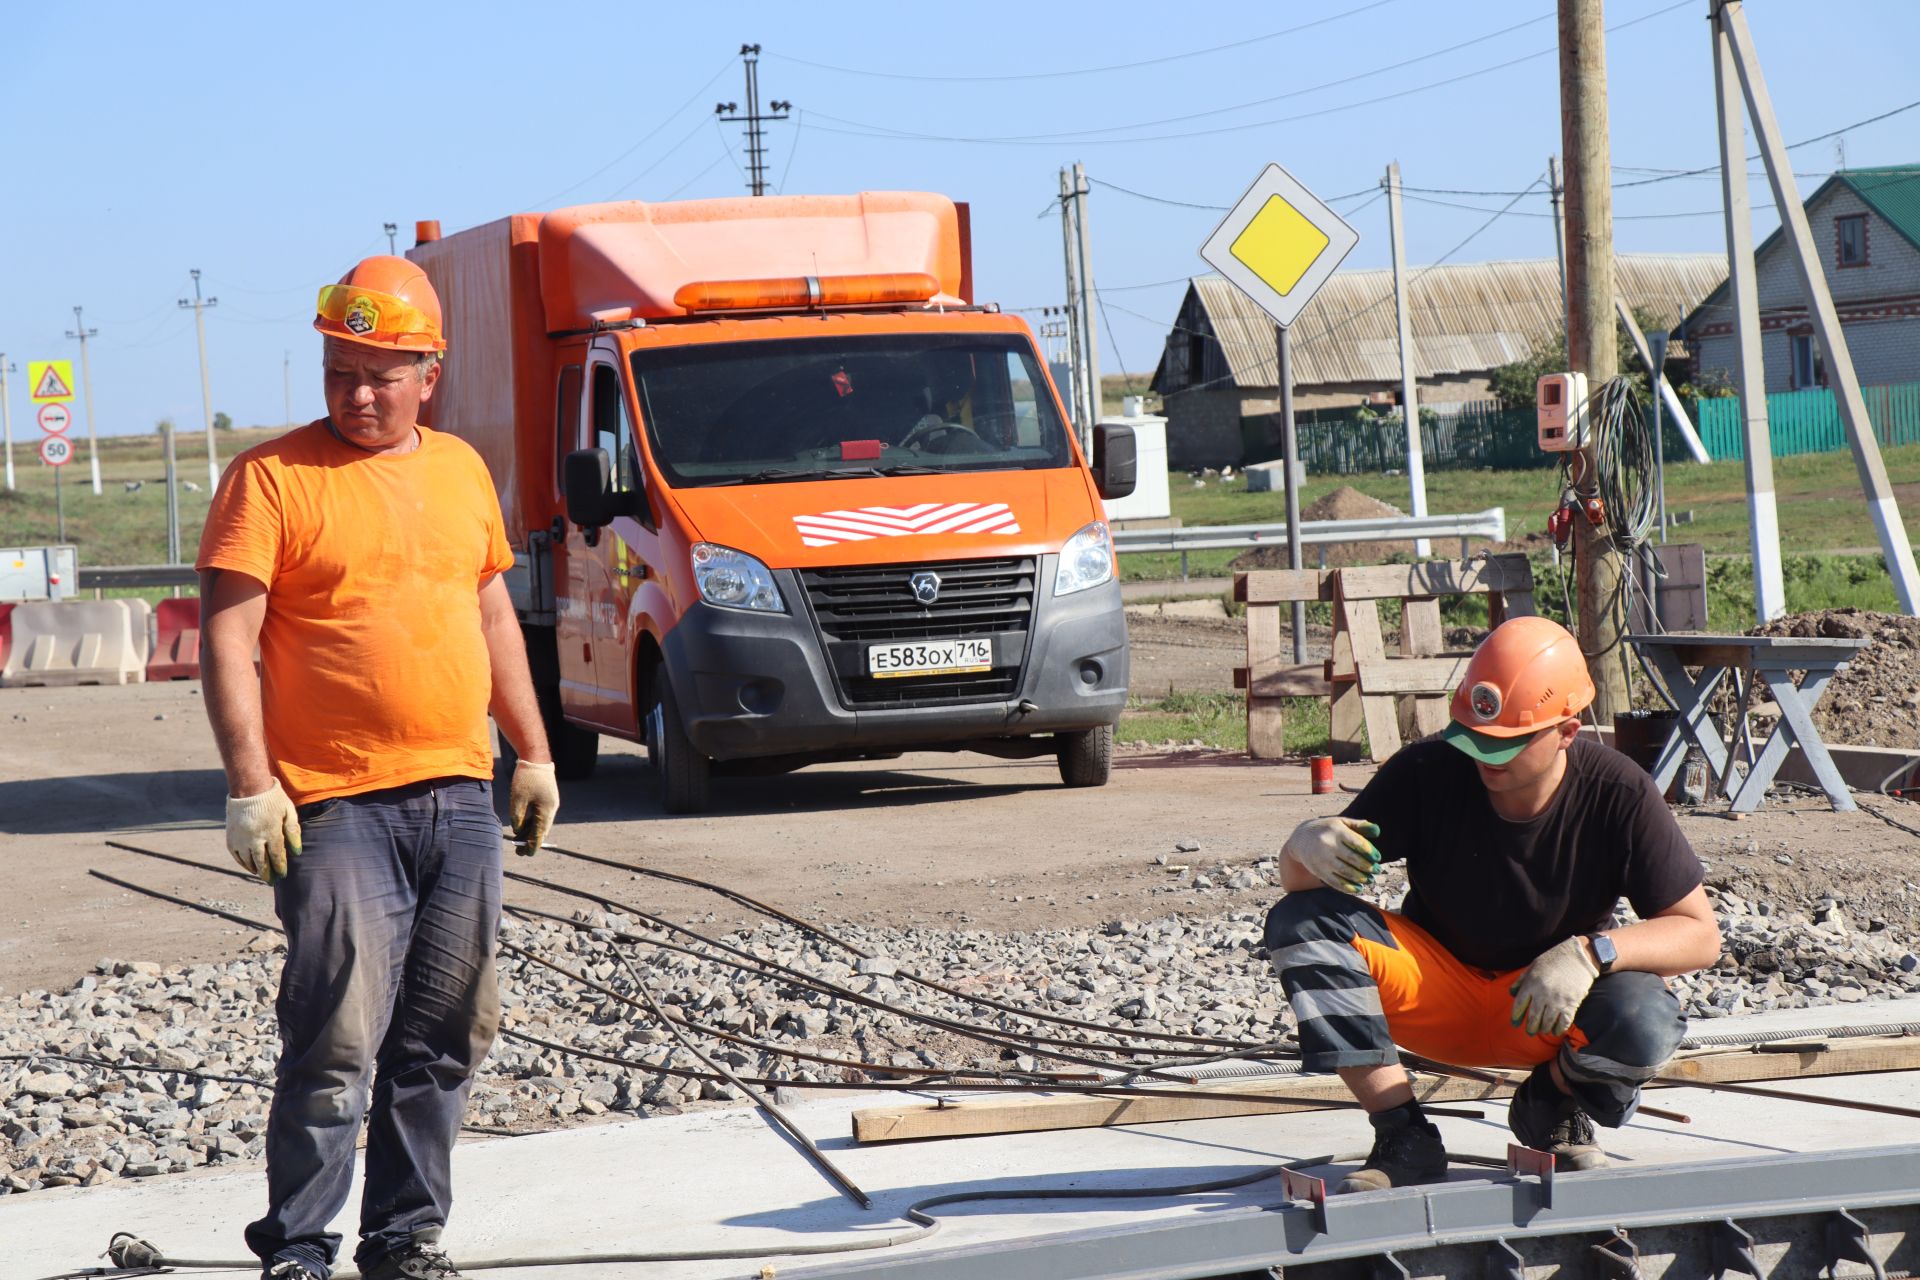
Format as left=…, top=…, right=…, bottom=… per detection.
left=226, top=780, right=301, bottom=886
left=1509, top=936, right=1601, bottom=1037
left=1283, top=817, right=1382, bottom=893
left=509, top=759, right=560, bottom=856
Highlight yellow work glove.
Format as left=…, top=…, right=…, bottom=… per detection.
left=509, top=759, right=560, bottom=856
left=1283, top=817, right=1382, bottom=893
left=225, top=780, right=301, bottom=886
left=1509, top=936, right=1601, bottom=1037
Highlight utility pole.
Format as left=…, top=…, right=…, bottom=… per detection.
left=715, top=44, right=790, bottom=197
left=1071, top=162, right=1103, bottom=439
left=0, top=355, right=15, bottom=492
left=159, top=419, right=181, bottom=565
left=1057, top=170, right=1086, bottom=436
left=1547, top=155, right=1569, bottom=332
left=1559, top=0, right=1628, bottom=722
left=284, top=350, right=293, bottom=428
left=384, top=222, right=398, bottom=254
left=179, top=269, right=221, bottom=491
left=65, top=307, right=103, bottom=496
left=1383, top=162, right=1431, bottom=557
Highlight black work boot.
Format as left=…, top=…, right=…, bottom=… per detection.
left=1508, top=1064, right=1608, bottom=1170
left=362, top=1240, right=464, bottom=1280
left=1337, top=1101, right=1449, bottom=1193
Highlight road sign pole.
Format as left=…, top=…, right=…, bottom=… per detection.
left=0, top=356, right=14, bottom=492
left=1277, top=324, right=1307, bottom=664
left=55, top=461, right=65, bottom=543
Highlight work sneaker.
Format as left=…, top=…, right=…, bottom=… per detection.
left=265, top=1260, right=324, bottom=1280
left=1508, top=1066, right=1608, bottom=1171
left=1336, top=1104, right=1449, bottom=1193
left=361, top=1244, right=465, bottom=1280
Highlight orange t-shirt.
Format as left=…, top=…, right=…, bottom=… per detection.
left=196, top=421, right=515, bottom=805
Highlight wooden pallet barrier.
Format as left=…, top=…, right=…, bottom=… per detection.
left=1232, top=569, right=1333, bottom=759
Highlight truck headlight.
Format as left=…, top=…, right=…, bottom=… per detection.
left=1054, top=521, right=1114, bottom=596
left=692, top=542, right=784, bottom=612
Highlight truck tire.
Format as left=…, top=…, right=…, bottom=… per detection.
left=1056, top=724, right=1114, bottom=788
left=648, top=670, right=711, bottom=814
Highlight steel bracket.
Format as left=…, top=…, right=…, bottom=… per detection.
left=1709, top=1218, right=1761, bottom=1279
left=1486, top=1237, right=1526, bottom=1280
left=1590, top=1226, right=1641, bottom=1279
left=1368, top=1250, right=1410, bottom=1280
left=1508, top=1142, right=1556, bottom=1210
left=1825, top=1208, right=1887, bottom=1280
left=1281, top=1167, right=1329, bottom=1236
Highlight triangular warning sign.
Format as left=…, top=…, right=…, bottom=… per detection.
left=33, top=365, right=72, bottom=399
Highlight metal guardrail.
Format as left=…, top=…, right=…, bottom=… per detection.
left=1111, top=508, right=1506, bottom=556
left=78, top=565, right=199, bottom=590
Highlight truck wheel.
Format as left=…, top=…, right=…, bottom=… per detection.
left=1056, top=725, right=1114, bottom=788
left=647, top=671, right=711, bottom=814
left=538, top=682, right=600, bottom=781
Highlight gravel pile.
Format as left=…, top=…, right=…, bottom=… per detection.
left=4, top=864, right=1918, bottom=1196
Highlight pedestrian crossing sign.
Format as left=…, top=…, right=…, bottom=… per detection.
left=29, top=360, right=75, bottom=403
left=1199, top=164, right=1360, bottom=330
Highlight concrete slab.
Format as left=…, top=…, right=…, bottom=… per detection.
left=12, top=999, right=1920, bottom=1280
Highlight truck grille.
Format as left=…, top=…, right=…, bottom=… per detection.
left=800, top=556, right=1037, bottom=709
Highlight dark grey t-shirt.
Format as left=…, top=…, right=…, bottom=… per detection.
left=1340, top=735, right=1704, bottom=972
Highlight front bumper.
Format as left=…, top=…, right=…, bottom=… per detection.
left=661, top=558, right=1128, bottom=761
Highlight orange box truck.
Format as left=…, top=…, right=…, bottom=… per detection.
left=409, top=192, right=1134, bottom=812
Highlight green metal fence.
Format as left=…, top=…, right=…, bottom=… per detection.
left=1243, top=401, right=1556, bottom=475
left=1696, top=381, right=1920, bottom=460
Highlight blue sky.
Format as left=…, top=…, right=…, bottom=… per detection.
left=3, top=0, right=1913, bottom=438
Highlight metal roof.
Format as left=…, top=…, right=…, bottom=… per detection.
left=1177, top=253, right=1728, bottom=390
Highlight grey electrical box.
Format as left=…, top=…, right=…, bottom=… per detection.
left=0, top=545, right=79, bottom=602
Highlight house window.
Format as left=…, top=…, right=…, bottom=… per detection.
left=1837, top=214, right=1868, bottom=267
left=1790, top=334, right=1825, bottom=390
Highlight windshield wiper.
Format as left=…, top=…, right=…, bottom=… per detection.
left=703, top=462, right=953, bottom=486
left=701, top=468, right=827, bottom=487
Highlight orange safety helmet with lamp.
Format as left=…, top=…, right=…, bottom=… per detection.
left=1441, top=615, right=1596, bottom=765
left=313, top=255, right=446, bottom=353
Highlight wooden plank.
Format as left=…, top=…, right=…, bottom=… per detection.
left=1242, top=660, right=1333, bottom=698
left=1401, top=597, right=1449, bottom=738
left=850, top=1037, right=1920, bottom=1144
left=1336, top=553, right=1534, bottom=602
left=1339, top=589, right=1401, bottom=762
left=1245, top=604, right=1285, bottom=759
left=1328, top=618, right=1366, bottom=762
left=1235, top=569, right=1333, bottom=605
left=1356, top=657, right=1473, bottom=695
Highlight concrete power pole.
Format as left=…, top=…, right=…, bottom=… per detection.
left=65, top=307, right=103, bottom=496
left=1072, top=163, right=1103, bottom=441
left=1384, top=162, right=1431, bottom=557
left=180, top=269, right=221, bottom=491
left=1558, top=0, right=1628, bottom=722
left=0, top=355, right=15, bottom=492
left=1057, top=169, right=1086, bottom=435
left=714, top=45, right=790, bottom=197
left=1547, top=155, right=1569, bottom=331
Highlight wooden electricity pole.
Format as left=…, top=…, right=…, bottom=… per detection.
left=1559, top=0, right=1628, bottom=720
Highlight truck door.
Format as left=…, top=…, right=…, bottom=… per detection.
left=585, top=344, right=645, bottom=737
left=552, top=360, right=601, bottom=727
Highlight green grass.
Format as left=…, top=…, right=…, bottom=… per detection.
left=1119, top=690, right=1332, bottom=756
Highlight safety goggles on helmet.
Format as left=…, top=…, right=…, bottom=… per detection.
left=314, top=284, right=446, bottom=353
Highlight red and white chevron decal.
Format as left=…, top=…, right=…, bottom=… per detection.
left=794, top=501, right=1022, bottom=547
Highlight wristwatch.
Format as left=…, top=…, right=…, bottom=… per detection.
left=1586, top=932, right=1618, bottom=975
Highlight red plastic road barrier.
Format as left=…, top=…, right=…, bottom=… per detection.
left=147, top=597, right=202, bottom=681
left=0, top=603, right=12, bottom=671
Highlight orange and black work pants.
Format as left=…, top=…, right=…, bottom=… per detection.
left=1264, top=888, right=1685, bottom=1127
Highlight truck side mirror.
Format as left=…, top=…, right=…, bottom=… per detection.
left=564, top=448, right=615, bottom=528
left=1092, top=424, right=1137, bottom=501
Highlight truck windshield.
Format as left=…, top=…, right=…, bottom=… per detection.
left=629, top=334, right=1075, bottom=487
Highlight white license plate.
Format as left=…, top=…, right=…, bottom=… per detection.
left=867, top=638, right=993, bottom=678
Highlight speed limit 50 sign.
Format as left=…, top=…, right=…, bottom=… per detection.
left=38, top=435, right=74, bottom=467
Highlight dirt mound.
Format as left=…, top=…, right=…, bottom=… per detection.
left=1229, top=486, right=1412, bottom=571
left=1748, top=609, right=1920, bottom=748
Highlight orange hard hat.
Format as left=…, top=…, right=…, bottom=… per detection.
left=1441, top=616, right=1595, bottom=764
left=313, top=255, right=445, bottom=353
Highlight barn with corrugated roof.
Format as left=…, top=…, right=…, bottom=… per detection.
left=1150, top=253, right=1727, bottom=468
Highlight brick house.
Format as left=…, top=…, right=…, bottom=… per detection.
left=1151, top=254, right=1725, bottom=469
left=1680, top=165, right=1920, bottom=394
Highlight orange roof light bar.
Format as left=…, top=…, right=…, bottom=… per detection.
left=673, top=271, right=941, bottom=313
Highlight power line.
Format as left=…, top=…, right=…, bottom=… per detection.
left=526, top=57, right=734, bottom=209
left=606, top=114, right=714, bottom=200
left=764, top=0, right=1402, bottom=82
left=1611, top=96, right=1920, bottom=189
left=804, top=0, right=1687, bottom=148
left=775, top=110, right=806, bottom=194
left=1088, top=176, right=1380, bottom=212
left=1402, top=191, right=1779, bottom=220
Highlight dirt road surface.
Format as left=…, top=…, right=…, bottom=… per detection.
left=5, top=677, right=1919, bottom=999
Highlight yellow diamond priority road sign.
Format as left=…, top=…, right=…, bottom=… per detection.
left=1199, top=164, right=1360, bottom=329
